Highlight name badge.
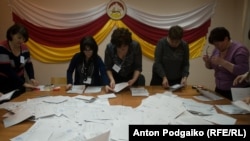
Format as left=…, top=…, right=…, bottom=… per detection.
left=20, top=56, right=25, bottom=64
left=112, top=64, right=121, bottom=73
left=83, top=77, right=92, bottom=84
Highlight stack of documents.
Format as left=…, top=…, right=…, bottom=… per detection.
left=35, top=85, right=54, bottom=91
left=231, top=87, right=250, bottom=101
left=194, top=88, right=224, bottom=101
left=215, top=104, right=250, bottom=114
left=67, top=85, right=86, bottom=94
left=84, top=86, right=102, bottom=93
left=232, top=100, right=250, bottom=112
left=130, top=87, right=149, bottom=96
left=214, top=87, right=250, bottom=114
left=168, top=84, right=184, bottom=92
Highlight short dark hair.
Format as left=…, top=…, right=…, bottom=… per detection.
left=6, top=23, right=29, bottom=42
left=80, top=36, right=98, bottom=57
left=168, top=25, right=183, bottom=40
left=111, top=27, right=132, bottom=47
left=208, top=27, right=231, bottom=44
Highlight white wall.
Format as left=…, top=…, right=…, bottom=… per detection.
left=0, top=0, right=249, bottom=90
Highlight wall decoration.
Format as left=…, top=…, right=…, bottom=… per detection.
left=9, top=0, right=216, bottom=63
left=106, top=0, right=126, bottom=20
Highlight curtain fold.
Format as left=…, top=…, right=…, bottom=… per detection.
left=9, top=0, right=216, bottom=63
left=13, top=13, right=110, bottom=47
left=10, top=0, right=107, bottom=29
left=126, top=1, right=215, bottom=29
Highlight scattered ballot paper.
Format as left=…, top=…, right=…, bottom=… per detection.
left=0, top=90, right=16, bottom=102
left=74, top=95, right=96, bottom=103
left=74, top=95, right=95, bottom=101
left=130, top=87, right=149, bottom=96
left=98, top=93, right=116, bottom=99
left=232, top=100, right=250, bottom=112
left=215, top=104, right=250, bottom=114
left=3, top=108, right=33, bottom=128
left=87, top=130, right=110, bottom=141
left=42, top=96, right=68, bottom=104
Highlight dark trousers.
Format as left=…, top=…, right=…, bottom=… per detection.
left=215, top=87, right=232, bottom=101
left=0, top=77, right=26, bottom=104
left=134, top=74, right=145, bottom=86
left=150, top=72, right=181, bottom=86
left=113, top=73, right=145, bottom=86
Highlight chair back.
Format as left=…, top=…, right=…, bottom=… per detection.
left=51, top=77, right=67, bottom=85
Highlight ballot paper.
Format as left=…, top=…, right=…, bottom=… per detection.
left=215, top=104, right=250, bottom=114
left=74, top=95, right=97, bottom=103
left=231, top=87, right=250, bottom=101
left=87, top=130, right=110, bottom=141
left=3, top=108, right=33, bottom=128
left=97, top=93, right=116, bottom=99
left=67, top=85, right=86, bottom=94
left=202, top=113, right=236, bottom=125
left=84, top=86, right=102, bottom=93
left=194, top=88, right=224, bottom=101
left=35, top=85, right=53, bottom=91
left=216, top=97, right=250, bottom=114
left=113, top=82, right=128, bottom=93
left=232, top=100, right=250, bottom=112
left=74, top=95, right=95, bottom=101
left=168, top=84, right=184, bottom=92
left=42, top=96, right=69, bottom=104
left=0, top=90, right=16, bottom=102
left=130, top=87, right=149, bottom=96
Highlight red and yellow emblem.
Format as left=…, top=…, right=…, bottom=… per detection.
left=106, top=0, right=126, bottom=20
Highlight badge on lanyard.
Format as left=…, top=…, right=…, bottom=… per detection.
left=20, top=56, right=25, bottom=64
left=83, top=77, right=92, bottom=84
left=112, top=64, right=121, bottom=73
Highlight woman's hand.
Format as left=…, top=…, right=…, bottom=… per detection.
left=66, top=84, right=72, bottom=91
left=109, top=80, right=115, bottom=89
left=202, top=55, right=209, bottom=62
left=128, top=79, right=136, bottom=86
left=203, top=55, right=212, bottom=69
left=181, top=77, right=187, bottom=86
left=233, top=72, right=249, bottom=86
left=105, top=85, right=115, bottom=93
left=210, top=56, right=224, bottom=66
left=162, top=77, right=169, bottom=88
left=243, top=97, right=250, bottom=104
left=30, top=79, right=39, bottom=86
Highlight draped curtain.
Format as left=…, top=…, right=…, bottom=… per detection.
left=9, top=0, right=216, bottom=63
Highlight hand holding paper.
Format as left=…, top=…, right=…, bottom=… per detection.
left=113, top=82, right=129, bottom=93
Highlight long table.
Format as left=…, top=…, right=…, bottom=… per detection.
left=0, top=85, right=249, bottom=140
